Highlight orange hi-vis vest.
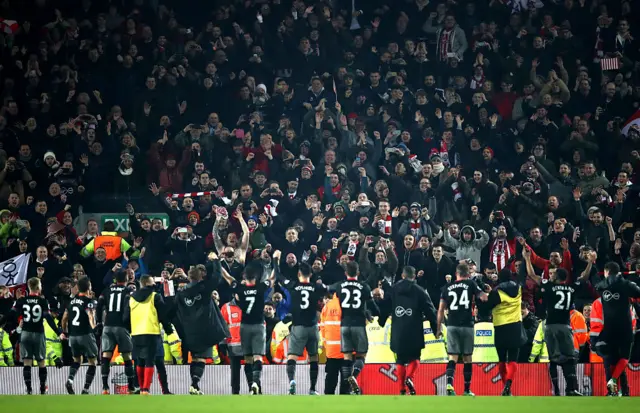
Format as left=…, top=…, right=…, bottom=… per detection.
left=589, top=298, right=604, bottom=363
left=570, top=309, right=589, bottom=350
left=273, top=337, right=308, bottom=364
left=95, top=234, right=124, bottom=261
left=221, top=302, right=242, bottom=351
left=588, top=298, right=637, bottom=363
left=320, top=294, right=343, bottom=360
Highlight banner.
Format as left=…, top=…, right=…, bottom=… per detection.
left=0, top=364, right=637, bottom=395
left=101, top=214, right=169, bottom=232
left=359, top=363, right=640, bottom=396
left=0, top=253, right=30, bottom=288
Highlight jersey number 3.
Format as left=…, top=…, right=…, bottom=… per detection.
left=300, top=290, right=310, bottom=309
left=341, top=288, right=362, bottom=309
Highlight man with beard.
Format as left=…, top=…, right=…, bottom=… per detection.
left=526, top=226, right=549, bottom=258
left=219, top=245, right=244, bottom=304
left=359, top=237, right=398, bottom=289
left=573, top=193, right=610, bottom=254
left=487, top=224, right=516, bottom=272
left=526, top=238, right=573, bottom=280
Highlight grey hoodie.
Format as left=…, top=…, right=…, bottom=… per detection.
left=443, top=225, right=489, bottom=269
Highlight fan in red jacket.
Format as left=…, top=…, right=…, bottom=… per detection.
left=526, top=238, right=573, bottom=281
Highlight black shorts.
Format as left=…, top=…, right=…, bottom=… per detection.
left=132, top=335, right=159, bottom=361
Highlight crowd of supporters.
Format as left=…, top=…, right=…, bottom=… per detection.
left=1, top=0, right=640, bottom=369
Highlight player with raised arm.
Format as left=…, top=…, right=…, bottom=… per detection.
left=524, top=246, right=587, bottom=396
left=438, top=263, right=488, bottom=396
left=331, top=261, right=378, bottom=395
left=96, top=270, right=136, bottom=394
left=62, top=277, right=99, bottom=394
left=0, top=278, right=62, bottom=394
left=220, top=250, right=279, bottom=395
left=281, top=262, right=326, bottom=395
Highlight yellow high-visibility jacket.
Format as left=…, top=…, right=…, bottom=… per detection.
left=529, top=320, right=549, bottom=363
left=0, top=328, right=14, bottom=367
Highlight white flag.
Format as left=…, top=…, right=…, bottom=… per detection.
left=0, top=253, right=31, bottom=287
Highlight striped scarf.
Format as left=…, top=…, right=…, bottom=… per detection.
left=439, top=29, right=452, bottom=61
left=409, top=219, right=422, bottom=237
left=490, top=238, right=512, bottom=271
left=376, top=214, right=393, bottom=235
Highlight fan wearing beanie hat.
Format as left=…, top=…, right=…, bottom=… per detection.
left=43, top=151, right=59, bottom=168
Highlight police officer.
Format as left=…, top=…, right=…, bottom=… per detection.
left=378, top=266, right=438, bottom=395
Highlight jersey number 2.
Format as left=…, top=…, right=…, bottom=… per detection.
left=71, top=307, right=81, bottom=326
left=554, top=291, right=572, bottom=310
left=341, top=288, right=362, bottom=309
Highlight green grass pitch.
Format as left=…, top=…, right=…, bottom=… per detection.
left=0, top=395, right=635, bottom=412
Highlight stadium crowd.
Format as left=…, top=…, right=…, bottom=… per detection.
left=0, top=0, right=640, bottom=396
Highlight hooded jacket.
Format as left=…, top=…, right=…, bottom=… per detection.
left=125, top=285, right=174, bottom=335
left=175, top=259, right=230, bottom=350
left=443, top=225, right=489, bottom=269
left=379, top=278, right=438, bottom=356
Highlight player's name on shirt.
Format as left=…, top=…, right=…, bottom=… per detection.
left=293, top=284, right=316, bottom=292
left=339, top=281, right=365, bottom=290
left=445, top=282, right=472, bottom=292
left=546, top=284, right=577, bottom=292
